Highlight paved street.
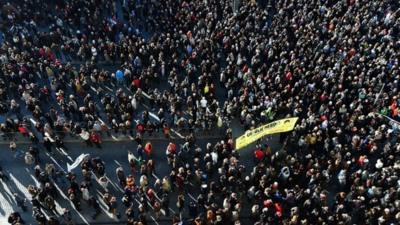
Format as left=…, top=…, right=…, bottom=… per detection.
left=0, top=130, right=283, bottom=224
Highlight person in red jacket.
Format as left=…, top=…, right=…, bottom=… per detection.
left=90, top=131, right=102, bottom=149
left=166, top=142, right=177, bottom=165
left=144, top=142, right=152, bottom=158
left=18, top=125, right=28, bottom=137
left=254, top=144, right=265, bottom=163
left=136, top=123, right=145, bottom=135
left=163, top=124, right=170, bottom=138
left=274, top=203, right=283, bottom=218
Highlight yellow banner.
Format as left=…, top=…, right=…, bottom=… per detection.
left=235, top=117, right=299, bottom=150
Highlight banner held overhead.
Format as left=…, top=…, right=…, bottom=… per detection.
left=235, top=117, right=299, bottom=150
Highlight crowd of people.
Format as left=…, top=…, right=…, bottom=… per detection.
left=1, top=0, right=400, bottom=224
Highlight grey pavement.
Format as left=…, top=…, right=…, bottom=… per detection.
left=0, top=130, right=283, bottom=225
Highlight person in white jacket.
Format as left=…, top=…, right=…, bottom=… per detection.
left=98, top=176, right=109, bottom=191
left=81, top=185, right=90, bottom=202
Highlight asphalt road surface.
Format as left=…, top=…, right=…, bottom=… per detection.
left=0, top=130, right=283, bottom=225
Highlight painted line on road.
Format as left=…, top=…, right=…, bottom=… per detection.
left=105, top=86, right=113, bottom=92
left=114, top=160, right=122, bottom=167
left=129, top=192, right=160, bottom=225
left=108, top=167, right=171, bottom=221
left=111, top=135, right=119, bottom=140
left=46, top=152, right=67, bottom=174
left=150, top=173, right=177, bottom=215
left=98, top=118, right=107, bottom=127
left=55, top=147, right=74, bottom=162
left=29, top=173, right=64, bottom=217
left=0, top=178, right=17, bottom=204
left=95, top=190, right=118, bottom=219
left=28, top=173, right=41, bottom=187
left=107, top=177, right=121, bottom=193
left=0, top=132, right=223, bottom=145
left=147, top=111, right=184, bottom=139
left=0, top=190, right=15, bottom=217
left=141, top=90, right=191, bottom=117
left=108, top=84, right=183, bottom=141
left=9, top=173, right=53, bottom=219
left=110, top=181, right=124, bottom=193
left=10, top=173, right=63, bottom=220
left=52, top=179, right=90, bottom=224
left=151, top=173, right=159, bottom=180
left=45, top=133, right=55, bottom=142
left=29, top=118, right=37, bottom=126
left=152, top=172, right=198, bottom=204
left=187, top=192, right=198, bottom=203
left=142, top=91, right=151, bottom=99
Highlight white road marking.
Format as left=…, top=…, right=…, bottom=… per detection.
left=114, top=160, right=122, bottom=166
left=104, top=86, right=113, bottom=92
left=111, top=135, right=119, bottom=140
left=146, top=173, right=176, bottom=215
left=0, top=182, right=16, bottom=217
left=142, top=91, right=151, bottom=99
left=29, top=174, right=63, bottom=217
left=52, top=180, right=90, bottom=224
left=147, top=111, right=184, bottom=138
left=9, top=173, right=50, bottom=219
left=28, top=173, right=41, bottom=187
left=46, top=153, right=67, bottom=174
left=55, top=147, right=74, bottom=162
left=187, top=192, right=198, bottom=202
left=95, top=190, right=117, bottom=219
left=29, top=118, right=37, bottom=126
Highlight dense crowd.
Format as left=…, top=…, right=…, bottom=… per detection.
left=1, top=0, right=400, bottom=225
